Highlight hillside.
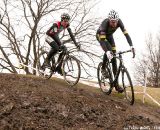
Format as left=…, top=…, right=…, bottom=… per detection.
left=0, top=73, right=160, bottom=130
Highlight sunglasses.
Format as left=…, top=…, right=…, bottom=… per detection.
left=63, top=19, right=69, bottom=22
left=110, top=20, right=118, bottom=23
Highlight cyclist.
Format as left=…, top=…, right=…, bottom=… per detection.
left=44, top=13, right=80, bottom=75
left=96, top=9, right=135, bottom=93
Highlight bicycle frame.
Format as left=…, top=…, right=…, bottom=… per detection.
left=98, top=49, right=134, bottom=104
left=50, top=46, right=77, bottom=72
left=52, top=51, right=66, bottom=70
left=107, top=50, right=132, bottom=86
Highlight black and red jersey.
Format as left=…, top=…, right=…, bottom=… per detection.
left=46, top=21, right=77, bottom=46
left=46, top=21, right=69, bottom=37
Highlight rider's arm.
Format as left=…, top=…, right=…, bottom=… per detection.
left=97, top=19, right=112, bottom=51
left=46, top=23, right=62, bottom=45
left=67, top=27, right=78, bottom=47
left=119, top=19, right=133, bottom=46
left=98, top=19, right=108, bottom=41
left=46, top=23, right=58, bottom=35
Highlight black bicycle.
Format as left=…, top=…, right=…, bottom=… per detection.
left=97, top=50, right=134, bottom=105
left=37, top=45, right=81, bottom=86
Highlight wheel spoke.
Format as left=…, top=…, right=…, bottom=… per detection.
left=97, top=62, right=112, bottom=95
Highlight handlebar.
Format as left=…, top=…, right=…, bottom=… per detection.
left=59, top=45, right=79, bottom=53
left=113, top=49, right=132, bottom=58
left=116, top=49, right=132, bottom=55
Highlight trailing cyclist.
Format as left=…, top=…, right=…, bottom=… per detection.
left=44, top=13, right=80, bottom=75
left=96, top=9, right=135, bottom=93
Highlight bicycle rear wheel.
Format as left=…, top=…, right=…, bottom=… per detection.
left=97, top=62, right=113, bottom=95
left=37, top=51, right=54, bottom=79
left=122, top=68, right=134, bottom=105
left=62, top=55, right=81, bottom=86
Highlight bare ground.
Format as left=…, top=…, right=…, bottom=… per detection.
left=0, top=73, right=160, bottom=130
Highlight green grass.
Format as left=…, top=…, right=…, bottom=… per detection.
left=52, top=76, right=160, bottom=107
left=75, top=81, right=160, bottom=107
left=133, top=86, right=160, bottom=107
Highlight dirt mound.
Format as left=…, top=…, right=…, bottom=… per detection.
left=0, top=73, right=160, bottom=130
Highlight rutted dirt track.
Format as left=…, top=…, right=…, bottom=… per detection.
left=0, top=73, right=160, bottom=130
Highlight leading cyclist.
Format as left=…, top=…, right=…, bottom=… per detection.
left=96, top=9, right=135, bottom=93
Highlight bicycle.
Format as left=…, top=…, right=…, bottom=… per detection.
left=37, top=45, right=81, bottom=86
left=97, top=49, right=134, bottom=105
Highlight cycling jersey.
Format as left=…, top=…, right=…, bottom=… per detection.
left=96, top=18, right=133, bottom=46
left=46, top=21, right=77, bottom=46
left=46, top=21, right=68, bottom=36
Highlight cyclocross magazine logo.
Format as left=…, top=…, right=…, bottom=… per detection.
left=124, top=125, right=160, bottom=130
left=55, top=0, right=71, bottom=1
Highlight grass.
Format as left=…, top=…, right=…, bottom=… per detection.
left=52, top=76, right=160, bottom=107
left=76, top=81, right=160, bottom=107
left=133, top=86, right=160, bottom=107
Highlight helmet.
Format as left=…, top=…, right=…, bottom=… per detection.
left=108, top=10, right=119, bottom=21
left=61, top=13, right=70, bottom=21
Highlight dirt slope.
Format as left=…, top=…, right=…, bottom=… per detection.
left=0, top=73, right=160, bottom=130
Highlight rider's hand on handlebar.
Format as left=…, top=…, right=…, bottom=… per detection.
left=130, top=46, right=135, bottom=58
left=59, top=44, right=65, bottom=51
left=106, top=51, right=113, bottom=60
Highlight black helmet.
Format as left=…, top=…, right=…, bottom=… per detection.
left=61, top=13, right=70, bottom=21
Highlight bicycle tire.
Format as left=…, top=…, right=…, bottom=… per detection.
left=97, top=62, right=113, bottom=95
left=122, top=68, right=134, bottom=105
left=62, top=55, right=81, bottom=86
left=37, top=51, right=54, bottom=79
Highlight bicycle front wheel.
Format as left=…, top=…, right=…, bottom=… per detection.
left=37, top=51, right=53, bottom=79
left=122, top=68, right=134, bottom=105
left=62, top=55, right=81, bottom=86
left=97, top=62, right=113, bottom=95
